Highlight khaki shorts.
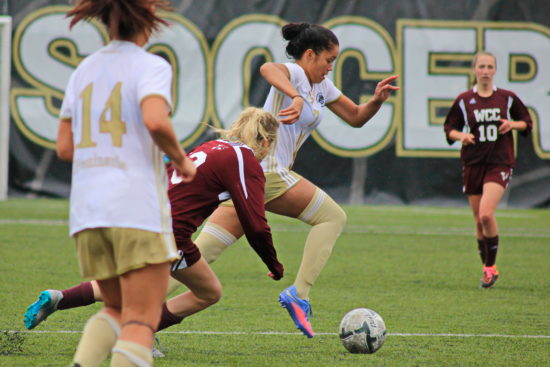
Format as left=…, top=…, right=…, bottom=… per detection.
left=74, top=227, right=179, bottom=280
left=220, top=170, right=303, bottom=207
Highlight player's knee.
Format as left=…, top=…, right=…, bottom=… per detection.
left=333, top=204, right=347, bottom=230
left=320, top=197, right=347, bottom=233
left=198, top=284, right=222, bottom=307
left=195, top=223, right=237, bottom=264
left=300, top=190, right=347, bottom=231
left=479, top=211, right=493, bottom=227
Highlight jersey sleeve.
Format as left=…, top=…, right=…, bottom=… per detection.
left=137, top=56, right=173, bottom=112
left=222, top=148, right=283, bottom=279
left=323, top=77, right=342, bottom=104
left=443, top=97, right=465, bottom=145
left=284, top=62, right=306, bottom=86
left=509, top=93, right=533, bottom=136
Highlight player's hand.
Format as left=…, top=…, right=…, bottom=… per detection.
left=172, top=156, right=196, bottom=183
left=279, top=96, right=304, bottom=124
left=371, top=75, right=399, bottom=104
left=267, top=272, right=283, bottom=280
left=498, top=119, right=514, bottom=134
left=460, top=133, right=475, bottom=146
left=267, top=264, right=284, bottom=280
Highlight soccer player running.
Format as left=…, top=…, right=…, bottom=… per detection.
left=191, top=22, right=398, bottom=338
left=55, top=0, right=196, bottom=366
left=443, top=51, right=532, bottom=288
left=25, top=108, right=284, bottom=352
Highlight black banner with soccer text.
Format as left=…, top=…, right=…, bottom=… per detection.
left=4, top=0, right=550, bottom=207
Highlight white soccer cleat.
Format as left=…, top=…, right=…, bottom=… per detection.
left=152, top=335, right=166, bottom=358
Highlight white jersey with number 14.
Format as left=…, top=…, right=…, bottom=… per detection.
left=60, top=40, right=174, bottom=236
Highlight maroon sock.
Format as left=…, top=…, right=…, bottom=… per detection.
left=157, top=302, right=184, bottom=332
left=57, top=281, right=96, bottom=310
left=484, top=235, right=499, bottom=267
left=476, top=238, right=487, bottom=265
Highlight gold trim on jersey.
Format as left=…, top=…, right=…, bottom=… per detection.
left=265, top=90, right=286, bottom=172
left=290, top=131, right=307, bottom=170
left=277, top=169, right=300, bottom=188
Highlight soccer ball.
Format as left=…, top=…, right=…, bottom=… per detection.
left=338, top=308, right=386, bottom=354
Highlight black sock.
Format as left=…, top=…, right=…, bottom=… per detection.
left=476, top=238, right=487, bottom=265
left=484, top=235, right=499, bottom=267
left=157, top=302, right=184, bottom=331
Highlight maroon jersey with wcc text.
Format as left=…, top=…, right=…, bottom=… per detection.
left=167, top=139, right=283, bottom=279
left=444, top=86, right=532, bottom=167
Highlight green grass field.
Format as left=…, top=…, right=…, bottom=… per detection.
left=1, top=199, right=549, bottom=366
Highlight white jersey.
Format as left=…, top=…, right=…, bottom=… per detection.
left=60, top=40, right=173, bottom=236
left=261, top=62, right=341, bottom=181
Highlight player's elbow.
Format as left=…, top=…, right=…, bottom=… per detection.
left=143, top=118, right=166, bottom=134
left=349, top=119, right=367, bottom=128
left=56, top=143, right=73, bottom=161
left=259, top=62, right=275, bottom=77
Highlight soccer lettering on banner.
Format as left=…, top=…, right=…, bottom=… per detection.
left=10, top=10, right=550, bottom=159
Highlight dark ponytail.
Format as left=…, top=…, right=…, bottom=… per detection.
left=282, top=22, right=339, bottom=60
left=67, top=0, right=173, bottom=41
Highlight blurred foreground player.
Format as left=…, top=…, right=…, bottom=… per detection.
left=55, top=0, right=196, bottom=365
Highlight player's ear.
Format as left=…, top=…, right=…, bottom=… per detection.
left=304, top=48, right=315, bottom=61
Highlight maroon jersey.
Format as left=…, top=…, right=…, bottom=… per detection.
left=167, top=139, right=283, bottom=278
left=444, top=86, right=532, bottom=167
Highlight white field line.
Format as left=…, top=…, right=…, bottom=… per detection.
left=5, top=330, right=550, bottom=339
left=0, top=219, right=66, bottom=225
left=1, top=219, right=549, bottom=238
left=351, top=207, right=536, bottom=218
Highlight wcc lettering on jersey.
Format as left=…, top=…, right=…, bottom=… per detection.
left=474, top=108, right=500, bottom=123
left=473, top=108, right=501, bottom=143
left=443, top=87, right=532, bottom=167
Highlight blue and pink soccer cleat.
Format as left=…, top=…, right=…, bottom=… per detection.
left=278, top=285, right=315, bottom=338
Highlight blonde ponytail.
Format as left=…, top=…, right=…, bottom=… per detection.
left=214, top=107, right=279, bottom=159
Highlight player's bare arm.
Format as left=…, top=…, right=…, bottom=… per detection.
left=56, top=118, right=74, bottom=161
left=142, top=96, right=196, bottom=182
left=498, top=119, right=528, bottom=134
left=260, top=62, right=304, bottom=125
left=327, top=75, right=399, bottom=128
left=448, top=129, right=475, bottom=146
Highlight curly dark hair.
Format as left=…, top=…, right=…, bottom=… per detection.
left=281, top=22, right=339, bottom=60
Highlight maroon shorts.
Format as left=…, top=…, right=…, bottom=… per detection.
left=170, top=233, right=201, bottom=271
left=462, top=165, right=513, bottom=195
